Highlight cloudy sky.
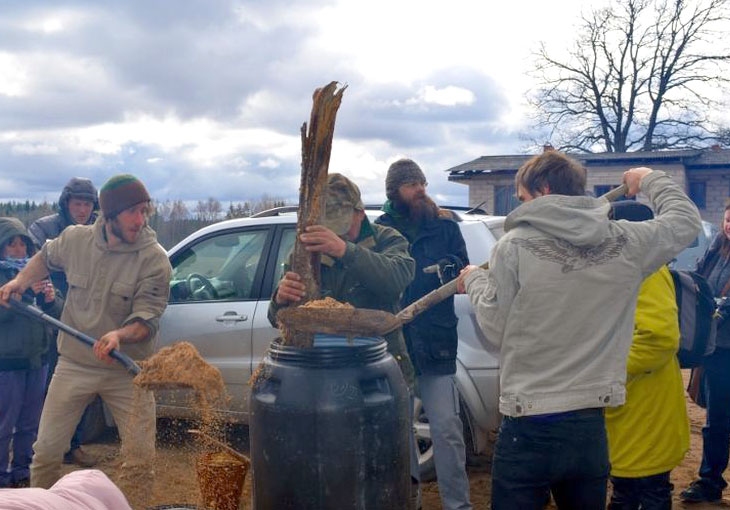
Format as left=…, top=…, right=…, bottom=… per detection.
left=0, top=0, right=596, bottom=209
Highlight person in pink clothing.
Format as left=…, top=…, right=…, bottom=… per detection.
left=0, top=469, right=132, bottom=509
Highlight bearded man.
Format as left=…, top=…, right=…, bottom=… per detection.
left=0, top=174, right=171, bottom=497
left=376, top=158, right=472, bottom=510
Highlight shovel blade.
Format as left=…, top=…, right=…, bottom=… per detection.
left=276, top=306, right=401, bottom=337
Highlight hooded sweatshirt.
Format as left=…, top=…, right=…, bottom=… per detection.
left=0, top=217, right=63, bottom=370
left=40, top=217, right=171, bottom=368
left=28, top=178, right=99, bottom=249
left=463, top=170, right=701, bottom=417
left=28, top=178, right=99, bottom=296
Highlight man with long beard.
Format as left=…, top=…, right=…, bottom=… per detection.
left=377, top=158, right=472, bottom=510
left=0, top=174, right=171, bottom=500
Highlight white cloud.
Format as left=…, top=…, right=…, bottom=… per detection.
left=0, top=53, right=28, bottom=97
left=412, top=86, right=475, bottom=107
left=259, top=158, right=280, bottom=169
left=0, top=0, right=708, bottom=208
left=11, top=142, right=59, bottom=155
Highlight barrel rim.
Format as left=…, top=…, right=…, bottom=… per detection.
left=268, top=335, right=388, bottom=366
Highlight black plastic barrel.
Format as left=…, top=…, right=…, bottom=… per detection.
left=250, top=335, right=410, bottom=510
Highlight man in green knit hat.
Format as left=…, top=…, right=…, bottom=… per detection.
left=0, top=174, right=171, bottom=504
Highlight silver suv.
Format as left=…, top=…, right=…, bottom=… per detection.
left=152, top=207, right=503, bottom=479
left=669, top=220, right=718, bottom=271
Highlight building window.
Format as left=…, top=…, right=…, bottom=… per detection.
left=494, top=185, right=520, bottom=215
left=688, top=181, right=707, bottom=209
left=688, top=181, right=706, bottom=209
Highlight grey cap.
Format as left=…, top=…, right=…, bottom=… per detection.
left=324, top=173, right=364, bottom=235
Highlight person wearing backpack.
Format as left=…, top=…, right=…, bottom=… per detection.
left=681, top=200, right=730, bottom=503
left=605, top=201, right=689, bottom=509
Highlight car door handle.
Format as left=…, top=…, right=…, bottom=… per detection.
left=215, top=311, right=249, bottom=323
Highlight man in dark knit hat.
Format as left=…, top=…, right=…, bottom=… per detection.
left=28, top=177, right=100, bottom=468
left=0, top=174, right=171, bottom=504
left=377, top=158, right=472, bottom=510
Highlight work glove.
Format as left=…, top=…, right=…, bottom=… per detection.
left=424, top=255, right=464, bottom=285
left=716, top=297, right=730, bottom=326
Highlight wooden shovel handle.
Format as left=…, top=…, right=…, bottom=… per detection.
left=601, top=184, right=628, bottom=202
left=395, top=261, right=490, bottom=324
left=188, top=429, right=250, bottom=464
left=395, top=184, right=625, bottom=329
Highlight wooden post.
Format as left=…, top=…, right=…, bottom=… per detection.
left=286, top=81, right=347, bottom=347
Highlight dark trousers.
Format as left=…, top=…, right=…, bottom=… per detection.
left=491, top=408, right=609, bottom=510
left=698, top=348, right=730, bottom=491
left=0, top=366, right=48, bottom=487
left=609, top=472, right=673, bottom=510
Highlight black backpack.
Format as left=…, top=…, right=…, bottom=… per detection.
left=669, top=269, right=717, bottom=368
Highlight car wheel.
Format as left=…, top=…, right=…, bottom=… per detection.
left=413, top=397, right=437, bottom=482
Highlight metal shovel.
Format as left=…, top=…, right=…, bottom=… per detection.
left=276, top=260, right=490, bottom=337
left=276, top=184, right=629, bottom=338
left=9, top=298, right=142, bottom=376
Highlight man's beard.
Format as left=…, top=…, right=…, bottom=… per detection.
left=395, top=193, right=439, bottom=223
left=110, top=218, right=141, bottom=244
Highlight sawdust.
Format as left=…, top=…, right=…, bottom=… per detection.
left=123, top=341, right=234, bottom=508
left=197, top=451, right=249, bottom=510
left=277, top=297, right=355, bottom=347
left=300, top=297, right=354, bottom=309
left=134, top=341, right=227, bottom=414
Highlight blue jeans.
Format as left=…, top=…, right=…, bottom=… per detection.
left=0, top=366, right=48, bottom=487
left=697, top=348, right=730, bottom=491
left=609, top=472, right=673, bottom=509
left=491, top=408, right=609, bottom=510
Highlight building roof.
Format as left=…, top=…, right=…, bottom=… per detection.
left=446, top=147, right=730, bottom=181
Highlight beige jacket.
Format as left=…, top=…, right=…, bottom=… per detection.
left=41, top=217, right=171, bottom=368
left=464, top=171, right=701, bottom=416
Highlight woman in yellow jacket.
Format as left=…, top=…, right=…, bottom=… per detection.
left=606, top=201, right=690, bottom=509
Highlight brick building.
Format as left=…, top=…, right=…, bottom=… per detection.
left=446, top=146, right=730, bottom=226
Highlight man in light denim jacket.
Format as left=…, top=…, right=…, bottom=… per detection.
left=457, top=151, right=701, bottom=509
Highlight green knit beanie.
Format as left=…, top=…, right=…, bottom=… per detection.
left=99, top=174, right=150, bottom=218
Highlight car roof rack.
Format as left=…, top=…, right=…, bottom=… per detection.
left=251, top=206, right=299, bottom=218
left=253, top=202, right=491, bottom=219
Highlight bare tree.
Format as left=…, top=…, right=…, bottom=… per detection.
left=528, top=0, right=730, bottom=152
left=194, top=197, right=223, bottom=222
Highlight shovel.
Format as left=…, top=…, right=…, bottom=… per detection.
left=9, top=298, right=142, bottom=376
left=277, top=260, right=491, bottom=337
left=276, top=184, right=629, bottom=338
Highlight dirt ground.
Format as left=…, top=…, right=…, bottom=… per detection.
left=56, top=369, right=725, bottom=509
